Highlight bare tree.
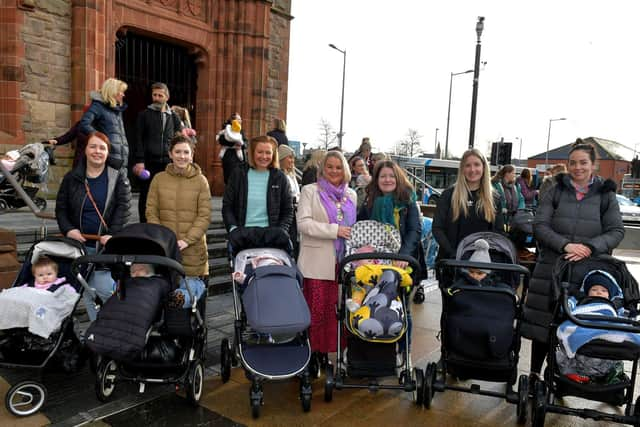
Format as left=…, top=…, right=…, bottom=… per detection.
left=395, top=128, right=423, bottom=157
left=317, top=118, right=337, bottom=150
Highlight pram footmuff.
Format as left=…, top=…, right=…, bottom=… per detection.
left=532, top=254, right=640, bottom=426
left=219, top=226, right=312, bottom=418
left=425, top=231, right=531, bottom=423
left=73, top=223, right=207, bottom=406
left=0, top=237, right=86, bottom=417
left=323, top=220, right=424, bottom=405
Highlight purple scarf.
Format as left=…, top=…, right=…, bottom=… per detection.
left=317, top=177, right=356, bottom=259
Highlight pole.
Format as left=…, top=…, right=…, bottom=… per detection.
left=545, top=117, right=566, bottom=167
left=329, top=44, right=346, bottom=149
left=468, top=16, right=485, bottom=149
left=434, top=127, right=439, bottom=155
left=444, top=70, right=473, bottom=160
left=518, top=137, right=523, bottom=163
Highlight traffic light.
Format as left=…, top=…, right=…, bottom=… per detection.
left=498, top=142, right=512, bottom=165
left=490, top=142, right=512, bottom=166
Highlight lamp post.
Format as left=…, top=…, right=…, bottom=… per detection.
left=329, top=43, right=346, bottom=149
left=468, top=16, right=485, bottom=149
left=434, top=128, right=439, bottom=156
left=545, top=118, right=567, bottom=167
left=515, top=137, right=523, bottom=165
left=444, top=69, right=473, bottom=159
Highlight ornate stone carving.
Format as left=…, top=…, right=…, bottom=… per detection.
left=185, top=0, right=203, bottom=17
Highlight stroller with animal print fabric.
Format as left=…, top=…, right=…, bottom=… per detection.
left=323, top=220, right=425, bottom=405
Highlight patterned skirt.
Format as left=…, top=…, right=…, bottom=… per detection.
left=303, top=276, right=340, bottom=353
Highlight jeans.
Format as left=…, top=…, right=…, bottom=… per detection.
left=171, top=276, right=206, bottom=308
left=82, top=246, right=116, bottom=321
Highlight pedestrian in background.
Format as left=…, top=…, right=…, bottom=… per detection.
left=517, top=168, right=538, bottom=208
left=491, top=164, right=524, bottom=229
left=132, top=82, right=183, bottom=222
left=267, top=118, right=289, bottom=146
left=278, top=144, right=300, bottom=258
left=79, top=78, right=129, bottom=171
left=301, top=149, right=326, bottom=186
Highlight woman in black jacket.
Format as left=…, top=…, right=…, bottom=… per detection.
left=222, top=135, right=293, bottom=235
left=56, top=131, right=131, bottom=320
left=432, top=148, right=503, bottom=264
left=521, top=140, right=624, bottom=383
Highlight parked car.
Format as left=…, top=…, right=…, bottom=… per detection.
left=616, top=194, right=640, bottom=224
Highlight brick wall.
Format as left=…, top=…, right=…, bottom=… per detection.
left=266, top=1, right=292, bottom=127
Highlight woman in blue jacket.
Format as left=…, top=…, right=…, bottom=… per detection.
left=79, top=78, right=129, bottom=170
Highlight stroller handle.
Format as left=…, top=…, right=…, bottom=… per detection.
left=339, top=252, right=421, bottom=278
left=71, top=254, right=185, bottom=277
left=437, top=259, right=531, bottom=277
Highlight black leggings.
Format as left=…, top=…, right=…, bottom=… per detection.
left=530, top=339, right=547, bottom=374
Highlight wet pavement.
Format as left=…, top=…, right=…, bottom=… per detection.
left=2, top=204, right=640, bottom=426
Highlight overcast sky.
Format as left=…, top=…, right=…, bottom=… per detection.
left=286, top=0, right=640, bottom=159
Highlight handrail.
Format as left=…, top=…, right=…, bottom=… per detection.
left=0, top=160, right=54, bottom=220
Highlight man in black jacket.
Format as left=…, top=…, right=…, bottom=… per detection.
left=132, top=82, right=183, bottom=222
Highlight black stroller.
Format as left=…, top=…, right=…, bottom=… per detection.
left=532, top=254, right=640, bottom=426
left=72, top=223, right=207, bottom=406
left=425, top=231, right=531, bottom=423
left=219, top=227, right=312, bottom=418
left=0, top=237, right=87, bottom=416
left=324, top=250, right=424, bottom=405
left=0, top=143, right=51, bottom=212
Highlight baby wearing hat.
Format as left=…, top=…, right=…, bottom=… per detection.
left=456, top=239, right=494, bottom=286
left=555, top=270, right=630, bottom=385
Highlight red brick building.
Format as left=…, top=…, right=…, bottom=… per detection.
left=527, top=136, right=634, bottom=189
left=0, top=0, right=292, bottom=195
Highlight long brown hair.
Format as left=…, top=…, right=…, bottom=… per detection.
left=366, top=160, right=414, bottom=209
left=451, top=149, right=495, bottom=223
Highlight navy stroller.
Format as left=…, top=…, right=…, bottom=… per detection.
left=220, top=226, right=312, bottom=418
left=425, top=231, right=531, bottom=423
left=73, top=223, right=207, bottom=406
left=532, top=255, right=640, bottom=426
left=0, top=237, right=86, bottom=416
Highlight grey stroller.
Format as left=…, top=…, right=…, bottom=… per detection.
left=219, top=227, right=312, bottom=418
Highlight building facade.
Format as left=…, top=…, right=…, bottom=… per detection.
left=0, top=0, right=292, bottom=195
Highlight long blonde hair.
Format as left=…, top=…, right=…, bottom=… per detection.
left=100, top=78, right=127, bottom=108
left=451, top=149, right=495, bottom=223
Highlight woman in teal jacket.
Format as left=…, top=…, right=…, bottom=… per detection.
left=491, top=164, right=524, bottom=229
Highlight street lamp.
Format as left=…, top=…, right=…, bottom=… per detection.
left=468, top=16, right=485, bottom=149
left=545, top=117, right=567, bottom=167
left=434, top=128, right=439, bottom=156
left=515, top=137, right=523, bottom=165
left=329, top=43, right=346, bottom=149
left=444, top=69, right=473, bottom=159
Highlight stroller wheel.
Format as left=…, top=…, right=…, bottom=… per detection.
left=413, top=286, right=425, bottom=304
left=186, top=360, right=204, bottom=406
left=531, top=380, right=547, bottom=427
left=424, top=362, right=437, bottom=409
left=5, top=381, right=47, bottom=417
left=220, top=338, right=232, bottom=383
left=95, top=359, right=117, bottom=402
left=0, top=199, right=8, bottom=212
left=516, top=374, right=529, bottom=424
left=300, top=377, right=312, bottom=413
left=413, top=367, right=424, bottom=406
left=324, top=362, right=334, bottom=402
left=33, top=197, right=46, bottom=211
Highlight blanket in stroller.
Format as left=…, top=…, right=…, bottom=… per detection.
left=557, top=300, right=640, bottom=358
left=348, top=265, right=411, bottom=341
left=0, top=285, right=78, bottom=338
left=86, top=275, right=170, bottom=361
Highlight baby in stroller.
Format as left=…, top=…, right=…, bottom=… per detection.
left=556, top=270, right=637, bottom=385
left=451, top=239, right=513, bottom=292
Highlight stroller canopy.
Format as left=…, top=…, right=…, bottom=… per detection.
left=228, top=226, right=291, bottom=257
left=456, top=231, right=518, bottom=264
left=104, top=223, right=181, bottom=261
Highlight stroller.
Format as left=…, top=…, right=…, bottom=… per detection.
left=0, top=237, right=87, bottom=417
left=0, top=143, right=51, bottom=212
left=219, top=227, right=312, bottom=419
left=532, top=255, right=640, bottom=426
left=72, top=223, right=207, bottom=406
left=413, top=215, right=439, bottom=304
left=323, top=220, right=424, bottom=405
left=425, top=231, right=531, bottom=423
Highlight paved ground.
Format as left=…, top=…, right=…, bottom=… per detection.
left=2, top=203, right=640, bottom=426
